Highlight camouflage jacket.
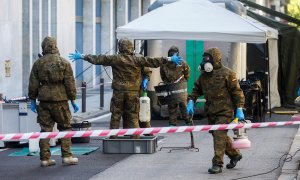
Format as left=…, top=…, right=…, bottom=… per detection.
left=28, top=37, right=76, bottom=101
left=83, top=54, right=168, bottom=91
left=160, top=61, right=190, bottom=83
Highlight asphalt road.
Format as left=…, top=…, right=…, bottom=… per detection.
left=0, top=114, right=298, bottom=180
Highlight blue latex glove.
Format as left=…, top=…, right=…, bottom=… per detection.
left=186, top=100, right=194, bottom=115
left=141, top=78, right=148, bottom=91
left=297, top=88, right=300, bottom=96
left=170, top=54, right=183, bottom=66
left=235, top=108, right=245, bottom=121
left=68, top=50, right=84, bottom=61
left=30, top=100, right=37, bottom=113
left=71, top=101, right=79, bottom=113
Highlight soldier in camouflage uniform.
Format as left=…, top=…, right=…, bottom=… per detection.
left=28, top=37, right=80, bottom=167
left=160, top=46, right=190, bottom=126
left=69, top=38, right=182, bottom=137
left=187, top=47, right=245, bottom=174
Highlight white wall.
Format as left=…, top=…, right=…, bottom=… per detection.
left=0, top=0, right=22, bottom=98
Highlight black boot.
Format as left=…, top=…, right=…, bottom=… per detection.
left=226, top=154, right=242, bottom=169
left=208, top=165, right=222, bottom=174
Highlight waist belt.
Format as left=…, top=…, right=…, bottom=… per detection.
left=156, top=88, right=187, bottom=97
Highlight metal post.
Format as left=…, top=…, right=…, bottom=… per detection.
left=100, top=78, right=104, bottom=110
left=82, top=82, right=86, bottom=113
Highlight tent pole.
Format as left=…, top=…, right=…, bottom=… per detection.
left=265, top=41, right=271, bottom=118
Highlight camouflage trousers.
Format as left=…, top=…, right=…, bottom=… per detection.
left=208, top=115, right=240, bottom=167
left=168, top=100, right=188, bottom=126
left=110, top=90, right=140, bottom=129
left=37, top=101, right=73, bottom=161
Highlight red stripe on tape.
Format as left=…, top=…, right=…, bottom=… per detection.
left=184, top=126, right=195, bottom=132
left=29, top=132, right=41, bottom=139
left=268, top=122, right=277, bottom=127
left=133, top=128, right=145, bottom=135
left=0, top=134, right=5, bottom=140
left=202, top=125, right=212, bottom=131
left=47, top=132, right=59, bottom=139
left=99, top=130, right=110, bottom=136
left=167, top=127, right=178, bottom=133
left=12, top=134, right=23, bottom=140
left=116, top=129, right=128, bottom=136
left=284, top=121, right=294, bottom=126
left=82, top=131, right=93, bottom=137
left=251, top=123, right=261, bottom=128
left=64, top=131, right=76, bottom=138
left=151, top=127, right=162, bottom=134
left=217, top=124, right=229, bottom=131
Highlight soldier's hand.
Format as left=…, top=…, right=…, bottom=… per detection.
left=187, top=100, right=194, bottom=115
left=141, top=78, right=148, bottom=91
left=68, top=50, right=84, bottom=62
left=71, top=101, right=79, bottom=113
left=169, top=53, right=182, bottom=66
left=30, top=100, right=37, bottom=113
left=235, top=108, right=244, bottom=121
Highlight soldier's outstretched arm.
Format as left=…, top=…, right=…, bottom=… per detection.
left=83, top=54, right=116, bottom=66
left=137, top=54, right=183, bottom=68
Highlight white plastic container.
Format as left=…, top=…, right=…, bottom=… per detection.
left=139, top=92, right=151, bottom=122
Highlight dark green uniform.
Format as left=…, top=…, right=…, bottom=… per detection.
left=188, top=47, right=245, bottom=167
left=160, top=61, right=190, bottom=126
left=28, top=37, right=76, bottom=161
left=83, top=38, right=169, bottom=129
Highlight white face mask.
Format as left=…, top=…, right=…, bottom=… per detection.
left=204, top=62, right=213, bottom=72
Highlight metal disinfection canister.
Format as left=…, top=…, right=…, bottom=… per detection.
left=139, top=91, right=151, bottom=122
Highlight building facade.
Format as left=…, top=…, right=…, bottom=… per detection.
left=0, top=0, right=154, bottom=99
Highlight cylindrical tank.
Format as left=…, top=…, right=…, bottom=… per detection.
left=139, top=91, right=151, bottom=122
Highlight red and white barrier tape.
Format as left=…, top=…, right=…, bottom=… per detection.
left=1, top=115, right=300, bottom=141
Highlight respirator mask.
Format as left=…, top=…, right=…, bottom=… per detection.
left=198, top=53, right=214, bottom=72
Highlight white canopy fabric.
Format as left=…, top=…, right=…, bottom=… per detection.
left=117, top=0, right=278, bottom=43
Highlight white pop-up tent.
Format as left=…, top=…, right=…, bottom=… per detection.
left=117, top=0, right=277, bottom=42
left=116, top=0, right=281, bottom=108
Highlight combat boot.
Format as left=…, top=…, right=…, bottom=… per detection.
left=41, top=159, right=56, bottom=167
left=226, top=154, right=242, bottom=169
left=62, top=156, right=78, bottom=165
left=208, top=165, right=222, bottom=174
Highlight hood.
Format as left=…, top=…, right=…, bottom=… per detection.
left=42, top=36, right=59, bottom=55
left=204, top=47, right=222, bottom=69
left=168, top=45, right=179, bottom=57
left=118, top=38, right=134, bottom=55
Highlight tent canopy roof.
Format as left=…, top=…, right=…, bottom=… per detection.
left=117, top=0, right=278, bottom=43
